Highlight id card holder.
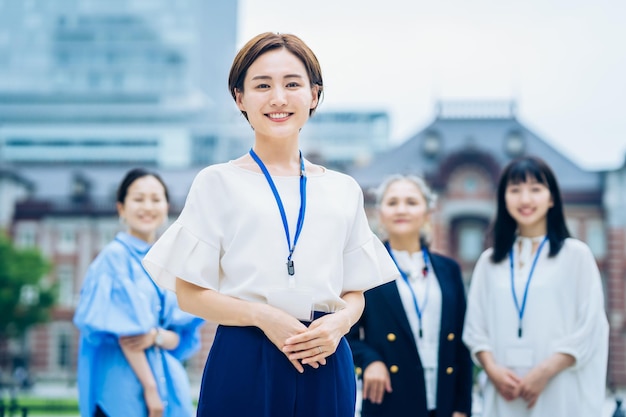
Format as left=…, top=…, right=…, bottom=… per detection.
left=419, top=344, right=438, bottom=369
left=267, top=288, right=314, bottom=321
left=504, top=347, right=534, bottom=368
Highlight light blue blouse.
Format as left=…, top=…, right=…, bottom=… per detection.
left=74, top=232, right=204, bottom=417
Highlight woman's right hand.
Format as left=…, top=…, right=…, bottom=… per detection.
left=256, top=305, right=321, bottom=373
left=362, top=361, right=392, bottom=404
left=143, top=385, right=164, bottom=417
left=486, top=364, right=521, bottom=401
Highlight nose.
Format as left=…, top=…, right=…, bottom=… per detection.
left=270, top=86, right=287, bottom=106
left=519, top=188, right=532, bottom=203
left=395, top=202, right=409, bottom=213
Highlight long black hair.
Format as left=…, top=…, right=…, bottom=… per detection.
left=116, top=168, right=170, bottom=204
left=490, top=156, right=570, bottom=263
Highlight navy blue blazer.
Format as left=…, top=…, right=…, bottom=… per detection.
left=347, top=250, right=473, bottom=417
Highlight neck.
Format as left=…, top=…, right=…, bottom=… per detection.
left=388, top=235, right=421, bottom=253
left=128, top=230, right=155, bottom=244
left=251, top=143, right=301, bottom=173
left=517, top=222, right=547, bottom=239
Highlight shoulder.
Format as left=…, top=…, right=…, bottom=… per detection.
left=561, top=237, right=591, bottom=252
left=320, top=169, right=362, bottom=192
left=558, top=238, right=595, bottom=258
left=93, top=239, right=128, bottom=265
left=83, top=239, right=129, bottom=282
left=429, top=251, right=459, bottom=267
left=193, top=163, right=233, bottom=182
left=186, top=163, right=246, bottom=195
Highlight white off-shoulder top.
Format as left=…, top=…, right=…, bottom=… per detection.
left=143, top=161, right=399, bottom=313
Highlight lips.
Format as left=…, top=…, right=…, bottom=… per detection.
left=518, top=208, right=536, bottom=216
left=266, top=112, right=291, bottom=120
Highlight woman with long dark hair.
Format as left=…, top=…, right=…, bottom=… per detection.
left=463, top=156, right=608, bottom=416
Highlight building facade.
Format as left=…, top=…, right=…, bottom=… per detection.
left=0, top=0, right=239, bottom=168
left=350, top=100, right=626, bottom=387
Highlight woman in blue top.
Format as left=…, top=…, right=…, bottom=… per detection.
left=73, top=168, right=204, bottom=417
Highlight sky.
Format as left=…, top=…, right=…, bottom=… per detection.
left=238, top=0, right=626, bottom=170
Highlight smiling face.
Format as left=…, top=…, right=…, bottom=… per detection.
left=235, top=48, right=319, bottom=141
left=117, top=175, right=169, bottom=243
left=378, top=179, right=430, bottom=241
left=504, top=176, right=553, bottom=237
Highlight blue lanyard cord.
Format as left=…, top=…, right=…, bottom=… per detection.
left=385, top=242, right=431, bottom=338
left=509, top=236, right=548, bottom=338
left=249, top=148, right=307, bottom=277
left=114, top=237, right=165, bottom=326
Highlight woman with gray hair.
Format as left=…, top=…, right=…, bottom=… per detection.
left=347, top=174, right=473, bottom=417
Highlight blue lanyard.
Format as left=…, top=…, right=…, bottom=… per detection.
left=249, top=148, right=307, bottom=280
left=385, top=241, right=431, bottom=338
left=509, top=236, right=548, bottom=338
left=114, top=237, right=165, bottom=326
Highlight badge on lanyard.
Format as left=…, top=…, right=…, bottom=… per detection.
left=510, top=237, right=547, bottom=338
left=249, top=148, right=306, bottom=281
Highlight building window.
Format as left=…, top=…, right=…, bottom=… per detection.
left=56, top=264, right=74, bottom=307
left=57, top=332, right=71, bottom=370
left=48, top=322, right=74, bottom=373
left=585, top=219, right=607, bottom=259
left=458, top=221, right=486, bottom=262
left=15, top=225, right=37, bottom=248
left=57, top=225, right=76, bottom=253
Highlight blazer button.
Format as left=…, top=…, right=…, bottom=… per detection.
left=389, top=365, right=399, bottom=374
left=447, top=333, right=455, bottom=341
left=355, top=367, right=362, bottom=376
left=446, top=367, right=454, bottom=375
left=387, top=333, right=396, bottom=342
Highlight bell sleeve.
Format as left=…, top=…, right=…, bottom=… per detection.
left=462, top=250, right=494, bottom=365
left=341, top=183, right=399, bottom=293
left=73, top=253, right=155, bottom=346
left=143, top=167, right=223, bottom=292
left=551, top=241, right=609, bottom=368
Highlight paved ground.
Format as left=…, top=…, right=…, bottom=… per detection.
left=6, top=382, right=625, bottom=416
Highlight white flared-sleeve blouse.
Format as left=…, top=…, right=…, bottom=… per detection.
left=462, top=238, right=609, bottom=417
left=143, top=162, right=399, bottom=313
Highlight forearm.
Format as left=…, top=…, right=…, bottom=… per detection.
left=150, top=327, right=180, bottom=351
left=337, top=291, right=365, bottom=335
left=176, top=277, right=273, bottom=327
left=476, top=350, right=498, bottom=375
left=536, top=352, right=575, bottom=379
left=120, top=345, right=158, bottom=391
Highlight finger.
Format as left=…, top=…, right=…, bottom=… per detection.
left=372, top=383, right=384, bottom=404
left=301, top=347, right=326, bottom=364
left=290, top=359, right=304, bottom=373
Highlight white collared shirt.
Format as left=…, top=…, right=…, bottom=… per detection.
left=392, top=249, right=442, bottom=411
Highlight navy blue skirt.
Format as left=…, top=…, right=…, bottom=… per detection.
left=197, top=314, right=356, bottom=417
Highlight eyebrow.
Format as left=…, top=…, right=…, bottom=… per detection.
left=250, top=74, right=305, bottom=81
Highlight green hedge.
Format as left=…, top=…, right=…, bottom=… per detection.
left=0, top=397, right=78, bottom=416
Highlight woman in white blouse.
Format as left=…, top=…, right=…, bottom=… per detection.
left=142, top=32, right=399, bottom=417
left=463, top=156, right=609, bottom=417
left=348, top=175, right=473, bottom=417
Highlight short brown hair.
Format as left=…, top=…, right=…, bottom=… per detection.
left=228, top=32, right=324, bottom=120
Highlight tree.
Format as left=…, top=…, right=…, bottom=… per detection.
left=0, top=233, right=54, bottom=370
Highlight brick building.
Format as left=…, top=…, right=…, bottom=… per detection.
left=350, top=100, right=626, bottom=387
left=2, top=100, right=625, bottom=388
